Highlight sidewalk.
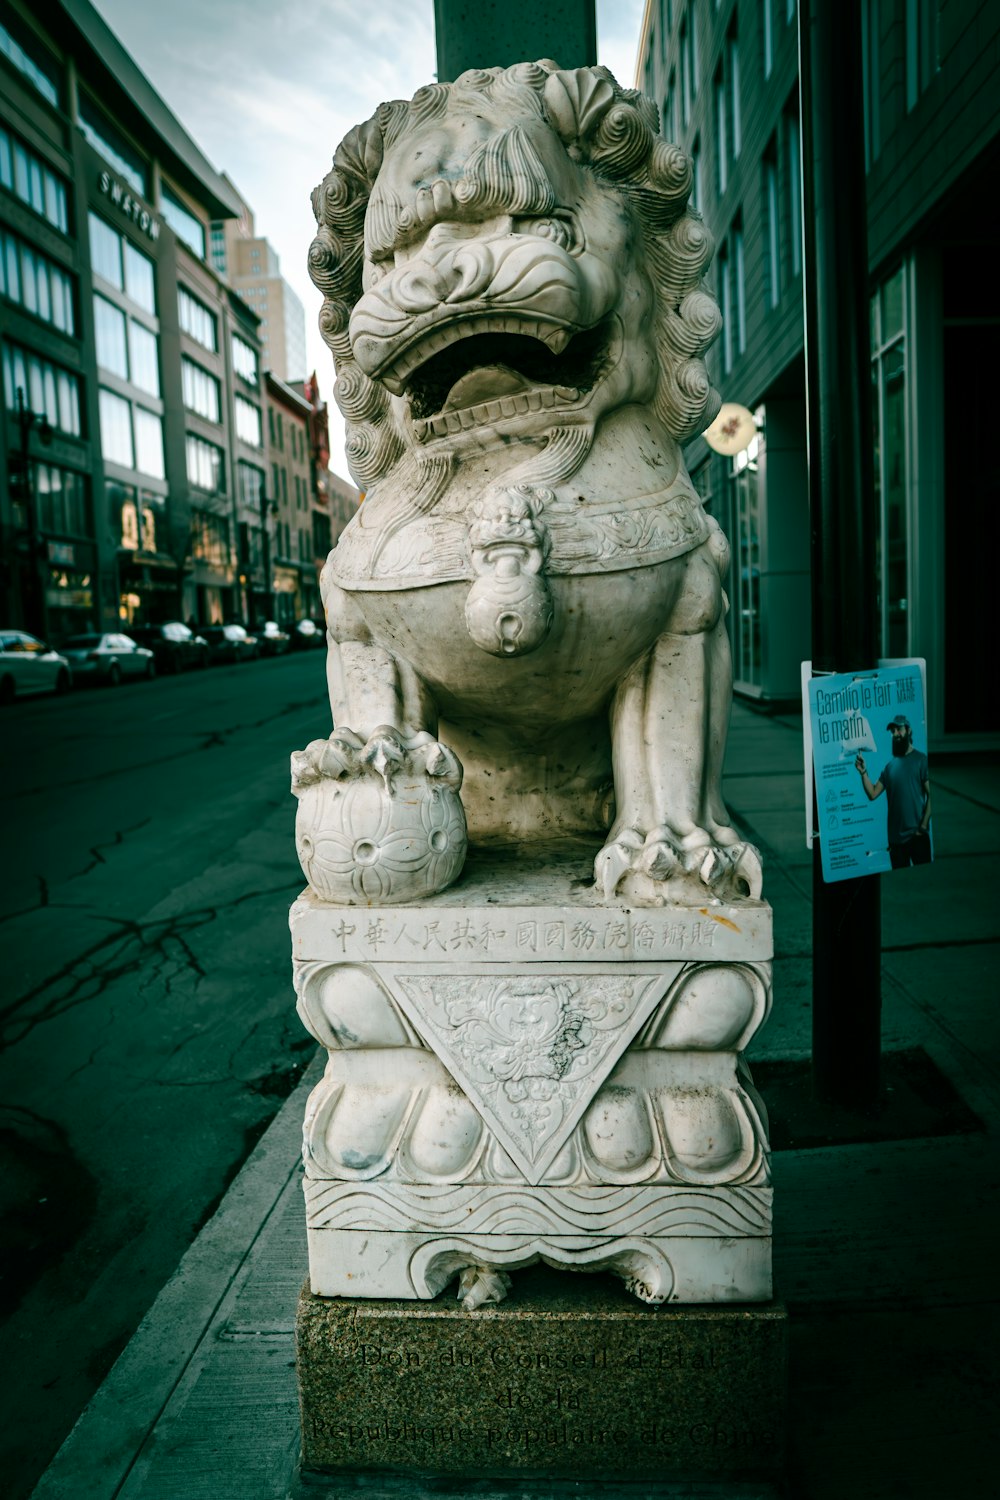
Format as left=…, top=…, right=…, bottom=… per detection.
left=33, top=702, right=1000, bottom=1499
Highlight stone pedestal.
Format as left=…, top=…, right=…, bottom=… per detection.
left=297, top=1268, right=787, bottom=1483
left=291, top=843, right=773, bottom=1308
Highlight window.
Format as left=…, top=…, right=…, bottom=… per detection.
left=232, top=334, right=258, bottom=386
left=124, top=243, right=155, bottom=314
left=0, top=19, right=60, bottom=107
left=128, top=321, right=160, bottom=396
left=236, top=395, right=262, bottom=447
left=89, top=213, right=122, bottom=289
left=178, top=286, right=217, bottom=351
left=134, top=408, right=165, bottom=479
left=34, top=464, right=91, bottom=537
left=191, top=508, right=230, bottom=568
left=663, top=70, right=678, bottom=143
left=0, top=228, right=74, bottom=333
left=78, top=93, right=148, bottom=198
left=94, top=294, right=160, bottom=394
left=99, top=388, right=134, bottom=468
left=186, top=434, right=225, bottom=493
left=160, top=182, right=206, bottom=259
left=3, top=344, right=81, bottom=436
left=727, top=25, right=741, bottom=160
left=763, top=144, right=780, bottom=309
left=905, top=0, right=938, bottom=112
left=870, top=268, right=909, bottom=656
left=90, top=214, right=155, bottom=312
left=714, top=67, right=727, bottom=194
left=785, top=99, right=802, bottom=279
left=729, top=432, right=762, bottom=688
left=717, top=217, right=745, bottom=373
left=238, top=461, right=265, bottom=510
left=94, top=295, right=128, bottom=378
left=762, top=0, right=773, bottom=76
left=690, top=136, right=701, bottom=213
left=719, top=241, right=732, bottom=375
left=99, top=389, right=163, bottom=478
left=732, top=214, right=746, bottom=359
left=0, top=127, right=68, bottom=232
left=680, top=14, right=697, bottom=127
left=181, top=358, right=221, bottom=422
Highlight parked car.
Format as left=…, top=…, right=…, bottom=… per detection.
left=0, top=630, right=72, bottom=702
left=130, top=622, right=209, bottom=673
left=257, top=621, right=290, bottom=657
left=291, top=618, right=325, bottom=650
left=60, top=631, right=156, bottom=685
left=201, top=624, right=259, bottom=664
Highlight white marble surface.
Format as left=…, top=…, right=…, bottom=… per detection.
left=290, top=61, right=775, bottom=1307
left=296, top=61, right=763, bottom=910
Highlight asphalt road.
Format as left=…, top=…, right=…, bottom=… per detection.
left=0, top=649, right=332, bottom=1498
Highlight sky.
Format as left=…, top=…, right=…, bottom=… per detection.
left=90, top=0, right=646, bottom=481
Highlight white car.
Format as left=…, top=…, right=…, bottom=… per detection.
left=59, top=631, right=156, bottom=685
left=0, top=630, right=72, bottom=703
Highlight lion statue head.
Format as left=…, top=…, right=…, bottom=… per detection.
left=308, top=62, right=721, bottom=496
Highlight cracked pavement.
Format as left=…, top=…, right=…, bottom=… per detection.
left=0, top=652, right=330, bottom=1499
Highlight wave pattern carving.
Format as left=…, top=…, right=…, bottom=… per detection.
left=303, top=1180, right=772, bottom=1236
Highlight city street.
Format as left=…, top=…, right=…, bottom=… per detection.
left=0, top=651, right=331, bottom=1497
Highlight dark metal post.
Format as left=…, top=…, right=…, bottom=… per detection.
left=799, top=4, right=882, bottom=1109
left=15, top=386, right=52, bottom=642
left=260, top=487, right=274, bottom=625
left=434, top=0, right=595, bottom=81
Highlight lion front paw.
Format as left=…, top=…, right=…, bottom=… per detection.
left=291, top=727, right=467, bottom=904
left=595, top=827, right=763, bottom=905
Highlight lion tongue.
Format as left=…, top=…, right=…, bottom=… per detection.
left=443, top=366, right=529, bottom=412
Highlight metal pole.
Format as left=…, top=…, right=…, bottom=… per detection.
left=15, top=387, right=50, bottom=643
left=260, top=487, right=273, bottom=625
left=799, top=3, right=882, bottom=1110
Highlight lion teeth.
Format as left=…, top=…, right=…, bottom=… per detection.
left=414, top=381, right=581, bottom=442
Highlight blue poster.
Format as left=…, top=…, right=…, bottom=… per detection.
left=807, top=663, right=932, bottom=883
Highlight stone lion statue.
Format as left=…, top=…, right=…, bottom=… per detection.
left=293, top=61, right=761, bottom=908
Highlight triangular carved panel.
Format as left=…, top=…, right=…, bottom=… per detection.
left=388, top=969, right=680, bottom=1183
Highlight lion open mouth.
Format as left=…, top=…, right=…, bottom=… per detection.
left=401, top=320, right=614, bottom=440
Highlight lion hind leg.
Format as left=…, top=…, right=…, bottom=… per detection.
left=596, top=540, right=762, bottom=905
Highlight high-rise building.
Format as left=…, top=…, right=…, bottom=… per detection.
left=0, top=0, right=266, bottom=635
left=636, top=0, right=1000, bottom=747
left=211, top=188, right=307, bottom=384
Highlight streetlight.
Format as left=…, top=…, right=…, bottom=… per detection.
left=13, top=386, right=54, bottom=640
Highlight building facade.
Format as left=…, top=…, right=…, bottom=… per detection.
left=211, top=191, right=307, bottom=384
left=0, top=0, right=266, bottom=638
left=265, top=371, right=315, bottom=626
left=636, top=0, right=1000, bottom=747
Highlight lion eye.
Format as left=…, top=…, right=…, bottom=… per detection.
left=512, top=217, right=576, bottom=252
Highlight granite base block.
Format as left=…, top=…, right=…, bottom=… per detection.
left=297, top=1268, right=787, bottom=1483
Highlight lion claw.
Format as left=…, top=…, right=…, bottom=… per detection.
left=595, top=830, right=643, bottom=900
left=638, top=837, right=681, bottom=880
left=458, top=1265, right=512, bottom=1310
left=362, top=727, right=406, bottom=788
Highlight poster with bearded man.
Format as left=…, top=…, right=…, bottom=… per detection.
left=807, top=661, right=932, bottom=882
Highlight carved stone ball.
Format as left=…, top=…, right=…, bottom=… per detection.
left=295, top=772, right=467, bottom=904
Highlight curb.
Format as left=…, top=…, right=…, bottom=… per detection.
left=31, top=1048, right=323, bottom=1500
